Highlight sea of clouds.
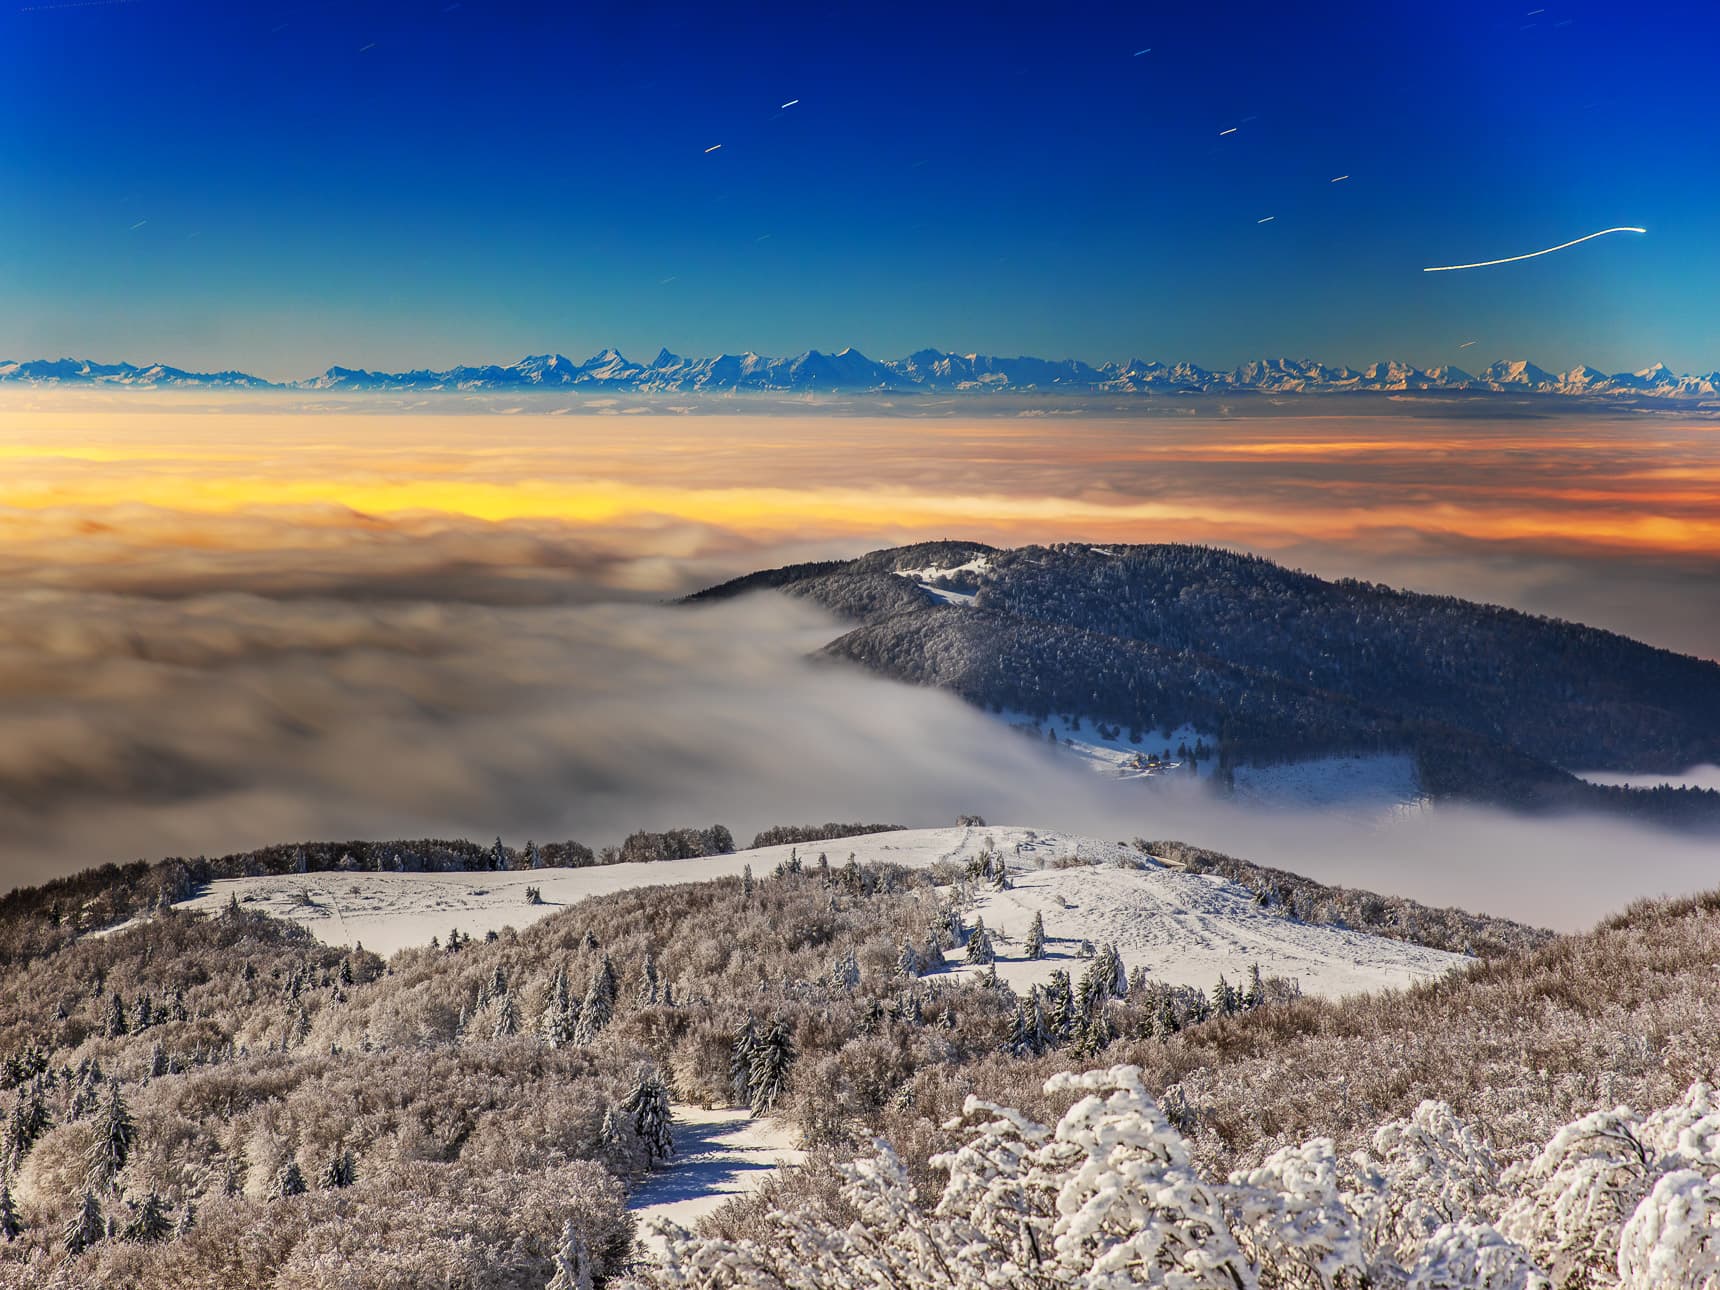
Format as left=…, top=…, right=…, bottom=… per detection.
left=2, top=508, right=1717, bottom=933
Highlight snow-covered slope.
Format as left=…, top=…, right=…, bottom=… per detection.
left=994, top=710, right=1426, bottom=815
left=177, top=826, right=1466, bottom=998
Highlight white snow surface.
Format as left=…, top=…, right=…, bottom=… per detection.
left=997, top=710, right=1425, bottom=814
left=629, top=1107, right=803, bottom=1252
left=1230, top=751, right=1426, bottom=813
left=1577, top=764, right=1720, bottom=793
left=997, top=710, right=1215, bottom=781
left=892, top=555, right=990, bottom=607
left=179, top=825, right=1465, bottom=998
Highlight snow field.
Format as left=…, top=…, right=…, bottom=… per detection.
left=179, top=825, right=1465, bottom=998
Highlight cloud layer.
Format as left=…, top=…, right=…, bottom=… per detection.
left=2, top=393, right=1716, bottom=929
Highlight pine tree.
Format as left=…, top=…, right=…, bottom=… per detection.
left=491, top=836, right=508, bottom=870
left=896, top=940, right=920, bottom=979
left=1025, top=989, right=1049, bottom=1052
left=637, top=952, right=660, bottom=1007
left=623, top=1067, right=674, bottom=1166
left=63, top=1192, right=103, bottom=1255
left=275, top=1160, right=307, bottom=1197
left=123, top=1191, right=171, bottom=1243
left=1044, top=969, right=1075, bottom=1040
left=1244, top=963, right=1266, bottom=1010
left=921, top=938, right=947, bottom=974
left=965, top=917, right=996, bottom=966
left=318, top=1148, right=356, bottom=1189
left=1211, top=974, right=1236, bottom=1017
left=492, top=992, right=518, bottom=1039
left=1024, top=911, right=1046, bottom=960
left=730, top=1019, right=758, bottom=1106
left=572, top=958, right=616, bottom=1044
left=1154, top=995, right=1182, bottom=1039
left=0, top=1180, right=21, bottom=1241
left=545, top=1218, right=595, bottom=1290
left=8, top=1079, right=51, bottom=1155
left=828, top=948, right=860, bottom=991
left=528, top=840, right=544, bottom=870
left=749, top=1020, right=796, bottom=1115
left=175, top=1199, right=196, bottom=1237
left=598, top=1107, right=629, bottom=1154
left=84, top=1083, right=135, bottom=1191
left=104, top=992, right=127, bottom=1039
left=541, top=964, right=578, bottom=1049
left=741, top=863, right=754, bottom=898
left=488, top=965, right=508, bottom=998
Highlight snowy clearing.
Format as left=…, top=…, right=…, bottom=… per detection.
left=178, top=825, right=1466, bottom=998
left=1230, top=751, right=1425, bottom=813
left=995, top=709, right=1426, bottom=813
left=996, top=710, right=1214, bottom=781
left=629, top=1107, right=803, bottom=1255
left=1577, top=763, right=1720, bottom=793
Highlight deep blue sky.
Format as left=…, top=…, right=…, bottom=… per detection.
left=3, top=0, right=1716, bottom=379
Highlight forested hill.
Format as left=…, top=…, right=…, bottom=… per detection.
left=688, top=541, right=1720, bottom=821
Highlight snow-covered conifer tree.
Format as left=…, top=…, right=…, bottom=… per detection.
left=1024, top=910, right=1046, bottom=960
left=624, top=1067, right=675, bottom=1166
left=122, top=1191, right=171, bottom=1243
left=63, top=1192, right=103, bottom=1255
left=965, top=917, right=995, bottom=966
left=275, top=1160, right=307, bottom=1197
left=573, top=958, right=617, bottom=1045
left=545, top=1218, right=595, bottom=1290
left=84, top=1083, right=134, bottom=1191
left=730, top=1020, right=758, bottom=1107
left=0, top=1181, right=20, bottom=1241
left=749, top=1020, right=796, bottom=1115
left=896, top=940, right=920, bottom=979
left=1044, top=969, right=1075, bottom=1040
left=492, top=992, right=518, bottom=1039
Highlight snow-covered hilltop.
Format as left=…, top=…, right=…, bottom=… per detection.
left=4, top=348, right=1716, bottom=400
left=178, top=825, right=1468, bottom=998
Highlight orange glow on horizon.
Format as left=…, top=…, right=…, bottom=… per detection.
left=4, top=398, right=1719, bottom=570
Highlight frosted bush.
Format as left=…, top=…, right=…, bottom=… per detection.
left=646, top=1071, right=1720, bottom=1290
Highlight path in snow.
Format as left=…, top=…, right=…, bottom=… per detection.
left=178, top=825, right=1467, bottom=998
left=629, top=1106, right=803, bottom=1255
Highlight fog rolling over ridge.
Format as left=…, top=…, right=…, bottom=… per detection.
left=0, top=532, right=1715, bottom=932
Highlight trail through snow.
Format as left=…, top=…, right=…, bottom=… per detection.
left=629, top=1107, right=803, bottom=1254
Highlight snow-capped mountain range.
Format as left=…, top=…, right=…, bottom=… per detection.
left=4, top=349, right=1717, bottom=399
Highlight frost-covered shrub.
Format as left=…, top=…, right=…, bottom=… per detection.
left=644, top=1068, right=1720, bottom=1290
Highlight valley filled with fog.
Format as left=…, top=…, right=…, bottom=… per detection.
left=2, top=395, right=1718, bottom=928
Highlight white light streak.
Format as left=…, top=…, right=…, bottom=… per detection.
left=780, top=99, right=799, bottom=109
left=704, top=144, right=722, bottom=153
left=1422, top=226, right=1645, bottom=272
left=1219, top=127, right=1237, bottom=136
left=1257, top=216, right=1275, bottom=224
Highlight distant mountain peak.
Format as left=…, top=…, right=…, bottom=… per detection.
left=2, top=349, right=1712, bottom=400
